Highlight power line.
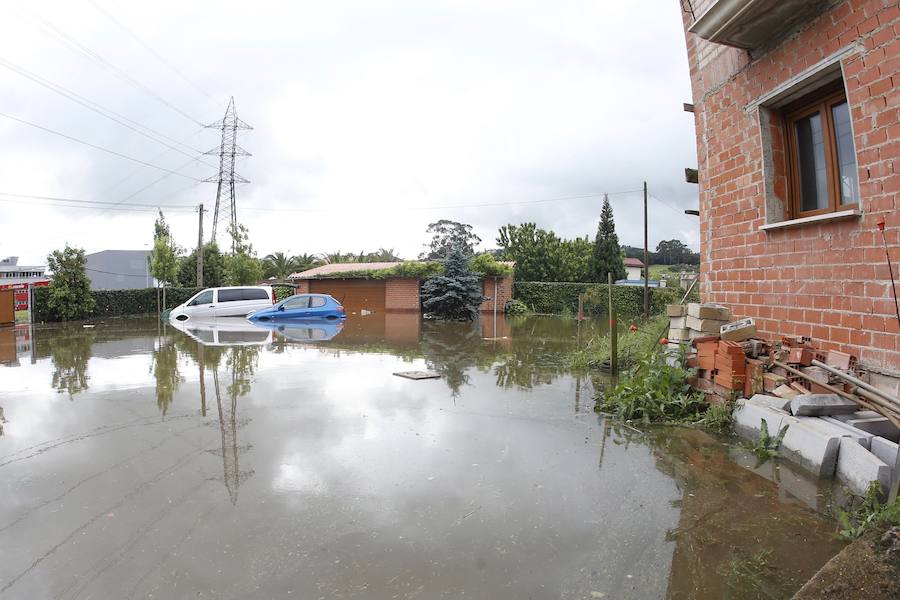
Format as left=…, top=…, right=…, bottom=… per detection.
left=0, top=56, right=215, bottom=167
left=86, top=0, right=211, bottom=99
left=97, top=159, right=205, bottom=216
left=0, top=111, right=201, bottom=180
left=0, top=196, right=193, bottom=213
left=23, top=11, right=204, bottom=126
left=86, top=266, right=151, bottom=278
left=648, top=193, right=699, bottom=221
left=0, top=191, right=196, bottom=210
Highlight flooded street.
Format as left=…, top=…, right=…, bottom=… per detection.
left=0, top=315, right=844, bottom=599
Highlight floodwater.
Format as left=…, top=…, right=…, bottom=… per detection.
left=0, top=314, right=845, bottom=599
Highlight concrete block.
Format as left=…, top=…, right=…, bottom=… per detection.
left=834, top=410, right=881, bottom=422
left=842, top=417, right=899, bottom=443
left=835, top=437, right=891, bottom=496
left=734, top=400, right=785, bottom=441
left=869, top=437, right=900, bottom=490
left=669, top=316, right=687, bottom=329
left=720, top=318, right=756, bottom=342
left=789, top=394, right=859, bottom=416
left=687, top=303, right=731, bottom=320
left=666, top=304, right=686, bottom=317
left=668, top=328, right=691, bottom=342
left=686, top=315, right=727, bottom=333
left=748, top=394, right=791, bottom=412
left=728, top=447, right=826, bottom=511
left=779, top=416, right=840, bottom=478
left=820, top=417, right=874, bottom=449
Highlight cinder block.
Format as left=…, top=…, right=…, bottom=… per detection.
left=669, top=316, right=687, bottom=329
left=747, top=393, right=791, bottom=413
left=835, top=437, right=891, bottom=496
left=734, top=400, right=785, bottom=441
left=779, top=416, right=840, bottom=478
left=817, top=417, right=874, bottom=449
left=720, top=318, right=756, bottom=342
left=668, top=328, right=691, bottom=342
left=869, top=437, right=900, bottom=491
left=686, top=315, right=727, bottom=333
left=789, top=394, right=858, bottom=416
left=666, top=304, right=686, bottom=317
left=687, top=303, right=731, bottom=320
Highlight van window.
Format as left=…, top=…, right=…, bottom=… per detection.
left=217, top=289, right=244, bottom=303
left=310, top=296, right=326, bottom=308
left=188, top=290, right=214, bottom=306
left=243, top=288, right=269, bottom=301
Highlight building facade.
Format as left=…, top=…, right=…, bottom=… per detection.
left=85, top=250, right=156, bottom=290
left=679, top=0, right=899, bottom=376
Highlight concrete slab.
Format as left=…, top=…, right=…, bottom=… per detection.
left=789, top=394, right=858, bottom=417
left=779, top=416, right=840, bottom=478
left=734, top=400, right=785, bottom=441
left=833, top=410, right=881, bottom=422
left=869, top=437, right=900, bottom=491
left=842, top=417, right=899, bottom=443
left=819, top=417, right=875, bottom=449
left=747, top=393, right=791, bottom=413
left=835, top=437, right=891, bottom=496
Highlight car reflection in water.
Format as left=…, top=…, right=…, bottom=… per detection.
left=253, top=319, right=344, bottom=343
left=168, top=316, right=274, bottom=347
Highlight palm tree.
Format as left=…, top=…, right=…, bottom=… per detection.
left=263, top=252, right=296, bottom=280
left=319, top=251, right=357, bottom=264
left=362, top=248, right=402, bottom=262
left=291, top=253, right=321, bottom=273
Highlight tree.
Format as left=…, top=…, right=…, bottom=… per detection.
left=319, top=251, right=357, bottom=265
left=46, top=245, right=95, bottom=321
left=656, top=239, right=694, bottom=265
left=589, top=196, right=626, bottom=283
left=177, top=242, right=225, bottom=287
left=150, top=211, right=179, bottom=310
left=420, top=220, right=481, bottom=259
left=262, top=252, right=297, bottom=280
left=224, top=223, right=263, bottom=285
left=360, top=248, right=402, bottom=262
left=421, top=245, right=483, bottom=321
left=291, top=253, right=321, bottom=273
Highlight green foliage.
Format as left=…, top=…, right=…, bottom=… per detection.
left=496, top=222, right=592, bottom=282
left=589, top=196, right=626, bottom=283
left=695, top=399, right=735, bottom=434
left=570, top=314, right=667, bottom=369
left=421, top=246, right=483, bottom=321
left=655, top=239, right=698, bottom=265
left=838, top=482, right=900, bottom=540
left=224, top=223, right=263, bottom=286
left=594, top=349, right=706, bottom=424
left=748, top=418, right=790, bottom=460
left=273, top=285, right=295, bottom=302
left=46, top=245, right=95, bottom=321
left=716, top=549, right=774, bottom=596
left=292, top=253, right=322, bottom=273
left=421, top=219, right=481, bottom=259
left=177, top=242, right=225, bottom=287
left=262, top=252, right=297, bottom=280
left=312, top=261, right=444, bottom=280
left=513, top=281, right=679, bottom=316
left=360, top=248, right=402, bottom=262
left=504, top=299, right=528, bottom=315
left=469, top=252, right=512, bottom=276
left=32, top=286, right=201, bottom=321
left=150, top=234, right=179, bottom=287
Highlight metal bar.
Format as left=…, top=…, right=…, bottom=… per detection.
left=811, top=359, right=900, bottom=406
left=643, top=180, right=649, bottom=320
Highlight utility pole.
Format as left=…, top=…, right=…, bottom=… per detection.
left=196, top=203, right=204, bottom=287
left=643, top=181, right=649, bottom=320
left=205, top=97, right=252, bottom=249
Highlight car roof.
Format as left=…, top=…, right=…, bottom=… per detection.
left=199, top=285, right=272, bottom=291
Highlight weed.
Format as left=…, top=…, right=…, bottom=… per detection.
left=748, top=419, right=789, bottom=460
left=570, top=314, right=667, bottom=370
left=717, top=548, right=775, bottom=596
left=838, top=482, right=900, bottom=540
left=695, top=399, right=735, bottom=434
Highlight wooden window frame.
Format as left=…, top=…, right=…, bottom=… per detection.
left=783, top=85, right=858, bottom=219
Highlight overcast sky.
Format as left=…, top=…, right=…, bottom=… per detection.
left=0, top=0, right=698, bottom=266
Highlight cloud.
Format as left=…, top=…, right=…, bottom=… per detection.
left=0, top=0, right=698, bottom=265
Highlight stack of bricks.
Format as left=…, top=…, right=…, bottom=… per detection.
left=667, top=303, right=732, bottom=344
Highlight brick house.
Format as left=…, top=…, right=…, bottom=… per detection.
left=678, top=0, right=899, bottom=383
left=288, top=262, right=513, bottom=314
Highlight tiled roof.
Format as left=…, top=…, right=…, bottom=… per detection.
left=288, top=262, right=402, bottom=279
left=623, top=257, right=644, bottom=267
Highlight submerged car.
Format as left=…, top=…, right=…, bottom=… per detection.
left=169, top=286, right=275, bottom=321
left=248, top=293, right=346, bottom=321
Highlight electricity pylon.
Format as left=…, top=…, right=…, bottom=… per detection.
left=205, top=97, right=251, bottom=248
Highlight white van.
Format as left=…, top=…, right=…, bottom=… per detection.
left=169, top=286, right=275, bottom=321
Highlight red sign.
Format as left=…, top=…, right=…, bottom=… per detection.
left=0, top=280, right=49, bottom=310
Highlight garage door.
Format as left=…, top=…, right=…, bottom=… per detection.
left=309, top=280, right=386, bottom=314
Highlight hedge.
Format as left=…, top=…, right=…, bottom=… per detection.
left=513, top=281, right=681, bottom=317
left=32, top=286, right=202, bottom=322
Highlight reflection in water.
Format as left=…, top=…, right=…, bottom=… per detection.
left=150, top=333, right=183, bottom=415
left=48, top=325, right=96, bottom=398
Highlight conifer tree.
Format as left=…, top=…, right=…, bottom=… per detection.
left=421, top=245, right=483, bottom=321
left=589, top=195, right=627, bottom=283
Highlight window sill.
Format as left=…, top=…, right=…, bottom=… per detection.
left=759, top=209, right=862, bottom=232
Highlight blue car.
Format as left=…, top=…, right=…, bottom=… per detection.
left=248, top=293, right=346, bottom=321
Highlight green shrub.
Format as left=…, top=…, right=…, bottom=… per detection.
left=838, top=482, right=900, bottom=540
left=504, top=299, right=528, bottom=315
left=513, top=281, right=679, bottom=316
left=273, top=285, right=294, bottom=302
left=594, top=349, right=706, bottom=424
left=570, top=314, right=667, bottom=369
left=33, top=286, right=202, bottom=322
left=469, top=253, right=513, bottom=277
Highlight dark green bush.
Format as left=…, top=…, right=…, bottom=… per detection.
left=33, top=286, right=202, bottom=322
left=504, top=298, right=528, bottom=315
left=513, top=281, right=679, bottom=317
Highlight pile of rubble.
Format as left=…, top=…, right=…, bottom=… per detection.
left=666, top=302, right=900, bottom=497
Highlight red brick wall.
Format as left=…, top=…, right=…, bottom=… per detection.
left=681, top=0, right=900, bottom=372
left=294, top=280, right=309, bottom=294
left=385, top=278, right=421, bottom=311
left=480, top=275, right=513, bottom=312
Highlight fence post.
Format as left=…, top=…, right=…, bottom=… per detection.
left=608, top=274, right=617, bottom=377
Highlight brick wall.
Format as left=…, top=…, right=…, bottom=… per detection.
left=385, top=278, right=421, bottom=311
left=480, top=275, right=513, bottom=312
left=681, top=0, right=900, bottom=372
